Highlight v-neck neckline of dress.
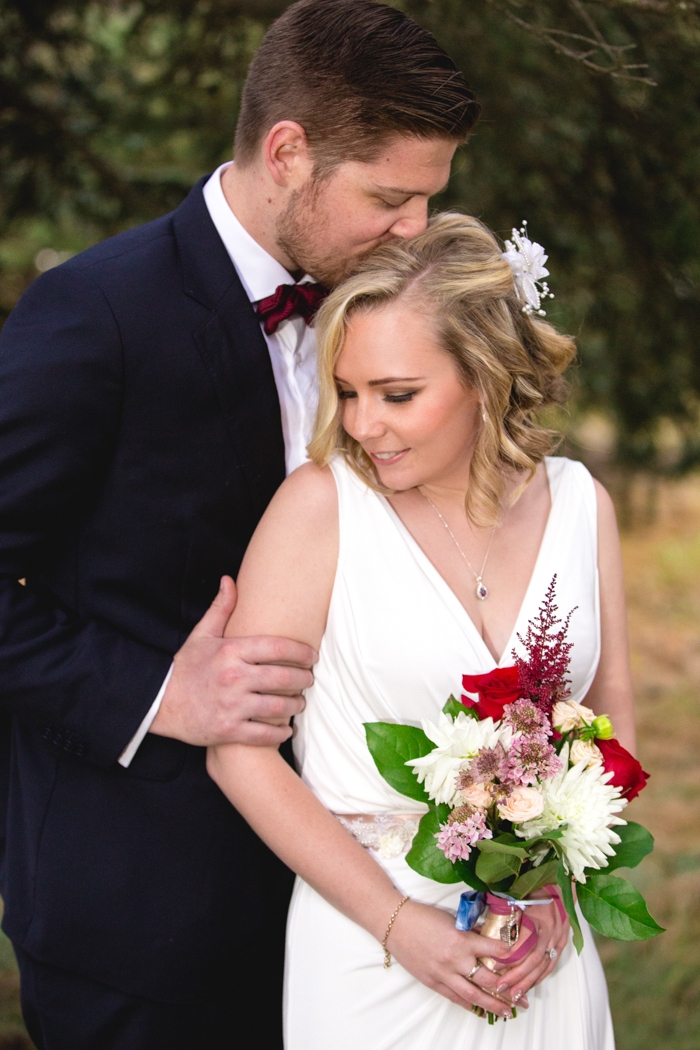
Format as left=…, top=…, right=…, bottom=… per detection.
left=377, top=458, right=561, bottom=668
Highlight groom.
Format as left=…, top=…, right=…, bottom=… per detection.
left=0, top=1, right=479, bottom=1046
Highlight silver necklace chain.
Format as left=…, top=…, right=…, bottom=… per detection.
left=420, top=490, right=495, bottom=601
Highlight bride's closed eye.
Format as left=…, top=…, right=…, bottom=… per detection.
left=336, top=389, right=418, bottom=403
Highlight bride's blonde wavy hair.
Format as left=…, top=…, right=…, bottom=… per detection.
left=308, top=213, right=576, bottom=527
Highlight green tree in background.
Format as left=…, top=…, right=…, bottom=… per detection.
left=1, top=0, right=699, bottom=473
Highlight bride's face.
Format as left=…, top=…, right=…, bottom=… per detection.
left=334, top=301, right=482, bottom=492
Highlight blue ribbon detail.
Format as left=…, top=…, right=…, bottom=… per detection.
left=455, top=889, right=486, bottom=931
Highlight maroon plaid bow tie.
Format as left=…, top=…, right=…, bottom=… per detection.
left=255, top=282, right=328, bottom=335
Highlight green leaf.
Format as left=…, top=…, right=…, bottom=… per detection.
left=405, top=807, right=463, bottom=884
left=527, top=828, right=565, bottom=843
left=475, top=847, right=522, bottom=885
left=492, top=832, right=522, bottom=845
left=477, top=839, right=529, bottom=859
left=364, top=723, right=433, bottom=804
left=509, top=858, right=560, bottom=899
left=452, top=851, right=488, bottom=892
left=578, top=873, right=665, bottom=941
left=557, top=859, right=584, bottom=954
left=443, top=694, right=475, bottom=720
left=603, top=822, right=654, bottom=873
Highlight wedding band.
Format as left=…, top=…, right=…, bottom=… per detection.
left=465, top=963, right=481, bottom=981
left=546, top=947, right=558, bottom=960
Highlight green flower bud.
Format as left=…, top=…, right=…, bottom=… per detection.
left=592, top=715, right=614, bottom=740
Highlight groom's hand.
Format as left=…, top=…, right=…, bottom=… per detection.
left=150, top=576, right=316, bottom=747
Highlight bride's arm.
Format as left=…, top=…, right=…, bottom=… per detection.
left=585, top=480, right=636, bottom=753
left=206, top=464, right=519, bottom=1016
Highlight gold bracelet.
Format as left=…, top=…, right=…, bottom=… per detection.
left=382, top=895, right=410, bottom=969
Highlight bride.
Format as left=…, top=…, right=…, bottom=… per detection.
left=207, top=213, right=632, bottom=1048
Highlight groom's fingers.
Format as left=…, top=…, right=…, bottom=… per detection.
left=240, top=657, right=315, bottom=697
left=234, top=635, right=318, bottom=671
left=155, top=607, right=318, bottom=746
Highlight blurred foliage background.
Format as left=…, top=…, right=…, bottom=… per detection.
left=1, top=0, right=700, bottom=483
left=0, top=1, right=699, bottom=1047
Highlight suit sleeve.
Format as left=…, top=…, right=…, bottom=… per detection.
left=0, top=265, right=173, bottom=767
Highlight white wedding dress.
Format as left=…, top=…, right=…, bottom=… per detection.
left=285, top=455, right=615, bottom=1050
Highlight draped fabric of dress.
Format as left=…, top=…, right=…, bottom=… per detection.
left=285, top=455, right=616, bottom=1050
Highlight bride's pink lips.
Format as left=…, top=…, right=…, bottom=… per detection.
left=368, top=449, right=410, bottom=466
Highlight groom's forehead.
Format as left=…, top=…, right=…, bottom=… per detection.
left=343, top=136, right=457, bottom=191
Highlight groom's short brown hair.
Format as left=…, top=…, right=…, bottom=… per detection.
left=234, top=0, right=480, bottom=174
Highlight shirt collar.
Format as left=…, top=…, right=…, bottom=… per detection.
left=202, top=161, right=299, bottom=304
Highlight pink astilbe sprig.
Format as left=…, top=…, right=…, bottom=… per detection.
left=513, top=575, right=576, bottom=715
left=436, top=806, right=492, bottom=861
left=502, top=698, right=552, bottom=738
left=468, top=742, right=510, bottom=784
left=506, top=735, right=562, bottom=786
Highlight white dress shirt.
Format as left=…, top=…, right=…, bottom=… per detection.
left=119, top=162, right=319, bottom=767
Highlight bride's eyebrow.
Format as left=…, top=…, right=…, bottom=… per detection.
left=333, top=375, right=426, bottom=386
left=368, top=376, right=425, bottom=386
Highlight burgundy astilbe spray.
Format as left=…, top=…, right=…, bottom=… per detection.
left=514, top=575, right=576, bottom=715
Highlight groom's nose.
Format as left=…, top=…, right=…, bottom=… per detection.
left=387, top=198, right=429, bottom=240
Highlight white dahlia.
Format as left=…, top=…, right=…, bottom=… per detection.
left=516, top=743, right=627, bottom=882
left=406, top=712, right=511, bottom=807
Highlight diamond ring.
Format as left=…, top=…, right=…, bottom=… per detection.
left=465, top=963, right=481, bottom=981
left=546, top=947, right=558, bottom=961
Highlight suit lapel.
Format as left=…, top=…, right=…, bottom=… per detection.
left=173, top=178, right=286, bottom=517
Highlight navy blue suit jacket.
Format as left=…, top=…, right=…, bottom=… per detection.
left=0, top=178, right=294, bottom=1002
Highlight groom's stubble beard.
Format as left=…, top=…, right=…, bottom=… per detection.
left=275, top=178, right=386, bottom=289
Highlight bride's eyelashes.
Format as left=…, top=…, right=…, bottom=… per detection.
left=336, top=389, right=419, bottom=403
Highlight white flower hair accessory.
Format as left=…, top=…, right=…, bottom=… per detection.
left=502, top=221, right=554, bottom=317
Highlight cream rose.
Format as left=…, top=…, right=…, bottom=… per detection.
left=570, top=738, right=603, bottom=768
left=552, top=699, right=595, bottom=733
left=497, top=785, right=544, bottom=823
left=460, top=782, right=492, bottom=808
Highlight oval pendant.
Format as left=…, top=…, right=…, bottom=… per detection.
left=476, top=580, right=489, bottom=601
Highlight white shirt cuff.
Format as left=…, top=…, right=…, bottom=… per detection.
left=118, top=663, right=174, bottom=768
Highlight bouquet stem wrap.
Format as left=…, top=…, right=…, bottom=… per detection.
left=480, top=896, right=533, bottom=968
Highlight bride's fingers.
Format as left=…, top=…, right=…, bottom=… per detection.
left=444, top=975, right=516, bottom=1018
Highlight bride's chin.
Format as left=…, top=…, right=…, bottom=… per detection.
left=372, top=464, right=421, bottom=492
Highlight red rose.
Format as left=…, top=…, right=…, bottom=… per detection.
left=597, top=738, right=650, bottom=801
left=461, top=665, right=522, bottom=721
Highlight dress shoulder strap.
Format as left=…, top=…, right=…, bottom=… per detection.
left=544, top=455, right=598, bottom=565
left=327, top=454, right=382, bottom=568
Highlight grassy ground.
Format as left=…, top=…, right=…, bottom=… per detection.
left=0, top=475, right=697, bottom=1048
left=598, top=475, right=700, bottom=1050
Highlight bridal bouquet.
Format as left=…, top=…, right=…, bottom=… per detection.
left=365, top=577, right=662, bottom=979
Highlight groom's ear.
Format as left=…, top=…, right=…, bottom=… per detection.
left=263, top=121, right=314, bottom=189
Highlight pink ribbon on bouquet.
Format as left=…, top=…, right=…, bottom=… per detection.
left=483, top=885, right=566, bottom=965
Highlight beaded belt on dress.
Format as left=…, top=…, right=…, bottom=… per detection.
left=335, top=813, right=423, bottom=859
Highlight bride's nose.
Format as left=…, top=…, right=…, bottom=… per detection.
left=344, top=395, right=388, bottom=443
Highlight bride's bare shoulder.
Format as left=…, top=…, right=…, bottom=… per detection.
left=252, top=462, right=338, bottom=548
left=268, top=461, right=338, bottom=525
